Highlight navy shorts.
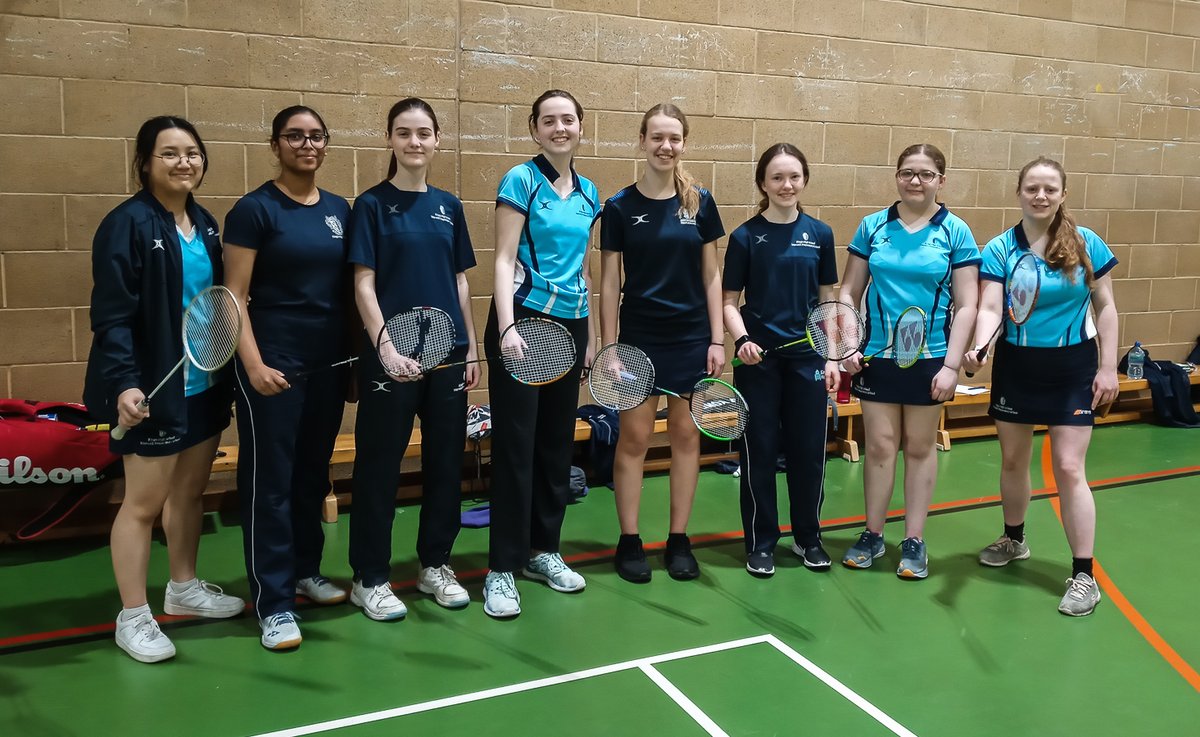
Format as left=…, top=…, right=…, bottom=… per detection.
left=621, top=334, right=709, bottom=396
left=989, top=339, right=1098, bottom=426
left=109, top=387, right=231, bottom=457
left=851, top=356, right=946, bottom=406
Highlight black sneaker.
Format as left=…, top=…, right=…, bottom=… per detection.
left=664, top=534, right=700, bottom=580
left=614, top=535, right=651, bottom=583
left=746, top=551, right=775, bottom=577
left=791, top=542, right=832, bottom=571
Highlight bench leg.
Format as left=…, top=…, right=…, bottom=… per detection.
left=322, top=491, right=338, bottom=524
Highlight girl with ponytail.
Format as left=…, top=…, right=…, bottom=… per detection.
left=599, top=103, right=725, bottom=583
left=964, top=157, right=1120, bottom=617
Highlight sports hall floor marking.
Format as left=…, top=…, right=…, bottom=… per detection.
left=245, top=635, right=916, bottom=737
left=4, top=464, right=1197, bottom=655
left=1039, top=441, right=1200, bottom=693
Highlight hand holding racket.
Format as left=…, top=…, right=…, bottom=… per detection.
left=854, top=306, right=928, bottom=370
left=966, top=253, right=1040, bottom=378
left=732, top=301, right=865, bottom=367
left=111, top=286, right=242, bottom=440
left=587, top=343, right=750, bottom=440
left=376, top=306, right=456, bottom=381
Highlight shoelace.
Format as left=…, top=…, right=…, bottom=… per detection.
left=535, top=554, right=568, bottom=575
left=855, top=531, right=880, bottom=552
left=488, top=573, right=517, bottom=598
left=901, top=539, right=922, bottom=558
left=1065, top=576, right=1094, bottom=601
left=193, top=580, right=228, bottom=600
left=265, top=612, right=298, bottom=630
left=368, top=585, right=394, bottom=604
left=307, top=575, right=333, bottom=587
left=428, top=565, right=458, bottom=586
left=135, top=615, right=166, bottom=642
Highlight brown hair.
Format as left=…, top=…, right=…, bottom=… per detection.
left=640, top=103, right=700, bottom=218
left=754, top=143, right=810, bottom=215
left=528, top=89, right=584, bottom=133
left=384, top=97, right=439, bottom=181
left=896, top=143, right=946, bottom=174
left=1017, top=157, right=1093, bottom=285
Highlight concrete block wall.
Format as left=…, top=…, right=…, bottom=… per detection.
left=2, top=0, right=1198, bottom=410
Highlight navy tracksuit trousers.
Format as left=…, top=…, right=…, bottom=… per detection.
left=734, top=355, right=830, bottom=554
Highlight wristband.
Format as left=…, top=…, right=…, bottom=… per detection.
left=734, top=335, right=751, bottom=351
left=710, top=341, right=724, bottom=346
left=943, top=363, right=961, bottom=372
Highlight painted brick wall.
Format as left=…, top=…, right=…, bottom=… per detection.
left=2, top=0, right=1198, bottom=411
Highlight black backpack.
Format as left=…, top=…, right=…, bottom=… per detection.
left=1119, top=346, right=1200, bottom=428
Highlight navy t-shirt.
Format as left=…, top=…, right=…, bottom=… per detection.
left=723, top=212, right=839, bottom=358
left=223, top=181, right=351, bottom=362
left=346, top=182, right=476, bottom=350
left=600, top=185, right=724, bottom=342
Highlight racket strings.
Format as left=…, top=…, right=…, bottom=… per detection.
left=1008, top=256, right=1040, bottom=324
left=690, top=380, right=749, bottom=441
left=504, top=319, right=575, bottom=385
left=589, top=343, right=655, bottom=411
left=893, top=308, right=928, bottom=368
left=806, top=302, right=864, bottom=360
left=383, top=308, right=456, bottom=374
left=183, top=288, right=241, bottom=371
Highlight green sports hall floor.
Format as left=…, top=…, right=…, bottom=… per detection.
left=1, top=423, right=1197, bottom=737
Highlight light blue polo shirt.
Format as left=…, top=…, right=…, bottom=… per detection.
left=179, top=225, right=214, bottom=396
left=496, top=154, right=600, bottom=319
left=980, top=223, right=1117, bottom=347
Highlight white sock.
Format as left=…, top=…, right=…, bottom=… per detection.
left=119, top=603, right=152, bottom=622
left=167, top=578, right=199, bottom=594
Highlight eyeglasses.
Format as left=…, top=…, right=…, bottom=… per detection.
left=153, top=152, right=204, bottom=165
left=896, top=169, right=940, bottom=184
left=280, top=132, right=330, bottom=149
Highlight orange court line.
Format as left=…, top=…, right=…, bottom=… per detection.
left=1044, top=438, right=1200, bottom=693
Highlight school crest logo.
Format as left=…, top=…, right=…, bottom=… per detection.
left=678, top=213, right=697, bottom=226
left=431, top=204, right=453, bottom=225
left=325, top=215, right=344, bottom=239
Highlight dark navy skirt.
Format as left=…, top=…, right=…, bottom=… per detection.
left=110, top=387, right=231, bottom=457
left=621, top=334, right=710, bottom=396
left=851, top=356, right=946, bottom=406
left=989, top=339, right=1098, bottom=426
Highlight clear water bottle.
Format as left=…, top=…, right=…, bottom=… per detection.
left=1127, top=341, right=1145, bottom=380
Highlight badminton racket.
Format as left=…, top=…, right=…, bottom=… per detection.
left=861, top=305, right=928, bottom=369
left=966, top=252, right=1041, bottom=378
left=732, top=300, right=865, bottom=366
left=111, top=286, right=242, bottom=440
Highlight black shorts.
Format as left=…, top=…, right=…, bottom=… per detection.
left=109, top=387, right=231, bottom=457
left=851, top=356, right=946, bottom=406
left=620, top=334, right=709, bottom=396
left=989, top=339, right=1098, bottom=426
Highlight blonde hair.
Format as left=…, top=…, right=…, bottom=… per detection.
left=640, top=103, right=700, bottom=218
left=1018, top=157, right=1093, bottom=285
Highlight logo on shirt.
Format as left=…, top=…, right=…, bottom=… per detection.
left=576, top=204, right=591, bottom=217
left=206, top=227, right=217, bottom=236
left=431, top=205, right=453, bottom=225
left=325, top=215, right=344, bottom=239
left=790, top=231, right=818, bottom=249
left=370, top=380, right=392, bottom=393
left=387, top=204, right=400, bottom=215
left=754, top=235, right=768, bottom=244
left=678, top=214, right=697, bottom=226
left=152, top=239, right=165, bottom=251
left=876, top=236, right=891, bottom=246
left=631, top=214, right=649, bottom=225
left=538, top=200, right=553, bottom=211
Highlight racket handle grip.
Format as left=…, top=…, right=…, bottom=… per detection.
left=965, top=345, right=988, bottom=379
left=731, top=357, right=743, bottom=368
left=110, top=424, right=129, bottom=440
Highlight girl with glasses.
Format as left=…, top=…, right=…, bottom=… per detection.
left=85, top=116, right=244, bottom=663
left=838, top=143, right=980, bottom=580
left=223, top=106, right=353, bottom=650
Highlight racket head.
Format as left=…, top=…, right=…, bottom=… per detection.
left=588, top=343, right=655, bottom=411
left=377, top=307, right=456, bottom=376
left=689, top=378, right=750, bottom=441
left=182, top=286, right=241, bottom=371
left=1006, top=253, right=1040, bottom=325
left=805, top=301, right=865, bottom=360
left=501, top=318, right=576, bottom=386
left=892, top=306, right=928, bottom=369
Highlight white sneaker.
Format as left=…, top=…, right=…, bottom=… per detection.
left=522, top=552, right=586, bottom=593
left=260, top=612, right=302, bottom=651
left=163, top=579, right=244, bottom=618
left=417, top=565, right=470, bottom=609
left=350, top=581, right=407, bottom=621
left=296, top=575, right=348, bottom=605
left=115, top=609, right=176, bottom=663
left=1058, top=572, right=1102, bottom=617
left=483, top=571, right=521, bottom=619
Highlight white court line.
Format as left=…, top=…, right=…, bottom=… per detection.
left=639, top=663, right=731, bottom=737
left=247, top=635, right=771, bottom=737
left=764, top=634, right=918, bottom=737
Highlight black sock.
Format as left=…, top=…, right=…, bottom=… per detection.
left=617, top=534, right=642, bottom=552
left=1072, top=557, right=1093, bottom=578
left=1004, top=523, right=1025, bottom=543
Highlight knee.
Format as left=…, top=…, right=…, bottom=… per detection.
left=1053, top=458, right=1087, bottom=487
